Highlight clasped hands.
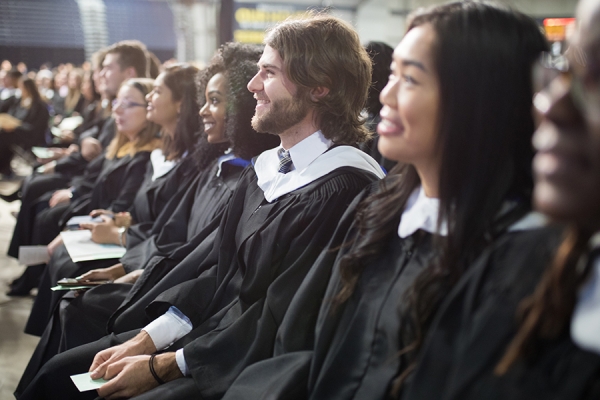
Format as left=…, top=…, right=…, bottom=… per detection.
left=88, top=331, right=182, bottom=399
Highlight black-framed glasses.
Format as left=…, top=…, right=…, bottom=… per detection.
left=112, top=99, right=147, bottom=110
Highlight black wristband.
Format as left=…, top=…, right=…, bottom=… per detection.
left=149, top=354, right=166, bottom=385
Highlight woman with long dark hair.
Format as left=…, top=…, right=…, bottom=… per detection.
left=401, top=0, right=600, bottom=398
left=221, top=3, right=548, bottom=399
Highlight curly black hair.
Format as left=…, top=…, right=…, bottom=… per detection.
left=195, top=42, right=280, bottom=162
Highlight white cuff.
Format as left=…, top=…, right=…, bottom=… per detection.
left=142, top=306, right=192, bottom=351
left=175, top=348, right=189, bottom=376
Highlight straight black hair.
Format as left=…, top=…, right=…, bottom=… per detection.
left=332, top=1, right=549, bottom=389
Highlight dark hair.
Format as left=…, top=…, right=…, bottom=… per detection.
left=20, top=77, right=42, bottom=104
left=264, top=13, right=372, bottom=145
left=6, top=68, right=23, bottom=82
left=195, top=42, right=279, bottom=165
left=160, top=64, right=201, bottom=160
left=146, top=50, right=161, bottom=79
left=106, top=40, right=148, bottom=78
left=364, top=41, right=394, bottom=117
left=332, top=1, right=548, bottom=389
left=83, top=70, right=101, bottom=103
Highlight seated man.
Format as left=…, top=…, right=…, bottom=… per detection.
left=19, top=14, right=384, bottom=400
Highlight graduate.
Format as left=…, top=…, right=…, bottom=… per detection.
left=401, top=0, right=600, bottom=398
left=221, top=3, right=548, bottom=399
left=17, top=14, right=384, bottom=399
left=24, top=64, right=203, bottom=338
left=14, top=44, right=280, bottom=397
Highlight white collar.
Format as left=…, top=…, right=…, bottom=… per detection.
left=150, top=149, right=177, bottom=181
left=398, top=186, right=448, bottom=238
left=284, top=130, right=332, bottom=172
left=254, top=131, right=385, bottom=202
left=571, top=232, right=600, bottom=355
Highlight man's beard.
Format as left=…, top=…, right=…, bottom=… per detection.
left=251, top=90, right=311, bottom=135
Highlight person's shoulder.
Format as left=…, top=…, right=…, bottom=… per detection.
left=478, top=225, right=564, bottom=295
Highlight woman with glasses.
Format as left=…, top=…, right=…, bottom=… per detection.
left=400, top=1, right=600, bottom=399
left=6, top=79, right=160, bottom=297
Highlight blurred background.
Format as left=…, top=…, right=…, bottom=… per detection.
left=0, top=0, right=578, bottom=69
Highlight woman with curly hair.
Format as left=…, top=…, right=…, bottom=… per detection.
left=401, top=0, right=600, bottom=398
left=15, top=43, right=279, bottom=399
left=221, top=3, right=548, bottom=399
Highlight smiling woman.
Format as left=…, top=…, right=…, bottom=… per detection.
left=377, top=24, right=440, bottom=196
left=200, top=72, right=228, bottom=143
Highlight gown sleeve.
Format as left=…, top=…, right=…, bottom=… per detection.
left=152, top=169, right=378, bottom=400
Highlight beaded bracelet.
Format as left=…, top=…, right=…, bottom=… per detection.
left=149, top=354, right=165, bottom=385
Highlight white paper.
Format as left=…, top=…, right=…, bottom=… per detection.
left=61, top=230, right=126, bottom=263
left=58, top=115, right=84, bottom=131
left=70, top=372, right=108, bottom=392
left=31, top=146, right=55, bottom=159
left=66, top=215, right=103, bottom=227
left=18, top=246, right=49, bottom=266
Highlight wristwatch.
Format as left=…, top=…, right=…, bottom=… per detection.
left=118, top=226, right=127, bottom=247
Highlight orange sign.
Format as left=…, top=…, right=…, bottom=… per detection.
left=543, top=18, right=575, bottom=41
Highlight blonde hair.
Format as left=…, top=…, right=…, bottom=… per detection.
left=106, top=78, right=161, bottom=159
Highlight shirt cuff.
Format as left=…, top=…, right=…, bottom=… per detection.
left=142, top=306, right=192, bottom=351
left=175, top=348, right=189, bottom=376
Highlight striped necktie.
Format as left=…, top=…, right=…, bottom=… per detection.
left=278, top=148, right=293, bottom=174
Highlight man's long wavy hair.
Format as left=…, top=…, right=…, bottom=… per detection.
left=264, top=13, right=372, bottom=145
left=194, top=42, right=280, bottom=166
left=329, top=1, right=549, bottom=393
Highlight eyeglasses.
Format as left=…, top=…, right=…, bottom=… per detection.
left=112, top=99, right=147, bottom=110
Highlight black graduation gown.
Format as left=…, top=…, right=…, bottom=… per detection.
left=222, top=188, right=435, bottom=400
left=0, top=97, right=49, bottom=174
left=13, top=157, right=204, bottom=397
left=18, top=165, right=378, bottom=400
left=23, top=155, right=198, bottom=337
left=30, top=150, right=151, bottom=248
left=53, top=117, right=115, bottom=179
left=6, top=117, right=114, bottom=259
left=56, top=159, right=244, bottom=346
left=108, top=160, right=246, bottom=333
left=400, top=226, right=600, bottom=400
left=16, top=159, right=244, bottom=396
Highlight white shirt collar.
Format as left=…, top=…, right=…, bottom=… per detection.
left=284, top=130, right=332, bottom=172
left=151, top=149, right=177, bottom=181
left=571, top=232, right=600, bottom=355
left=254, top=131, right=385, bottom=202
left=398, top=186, right=448, bottom=238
